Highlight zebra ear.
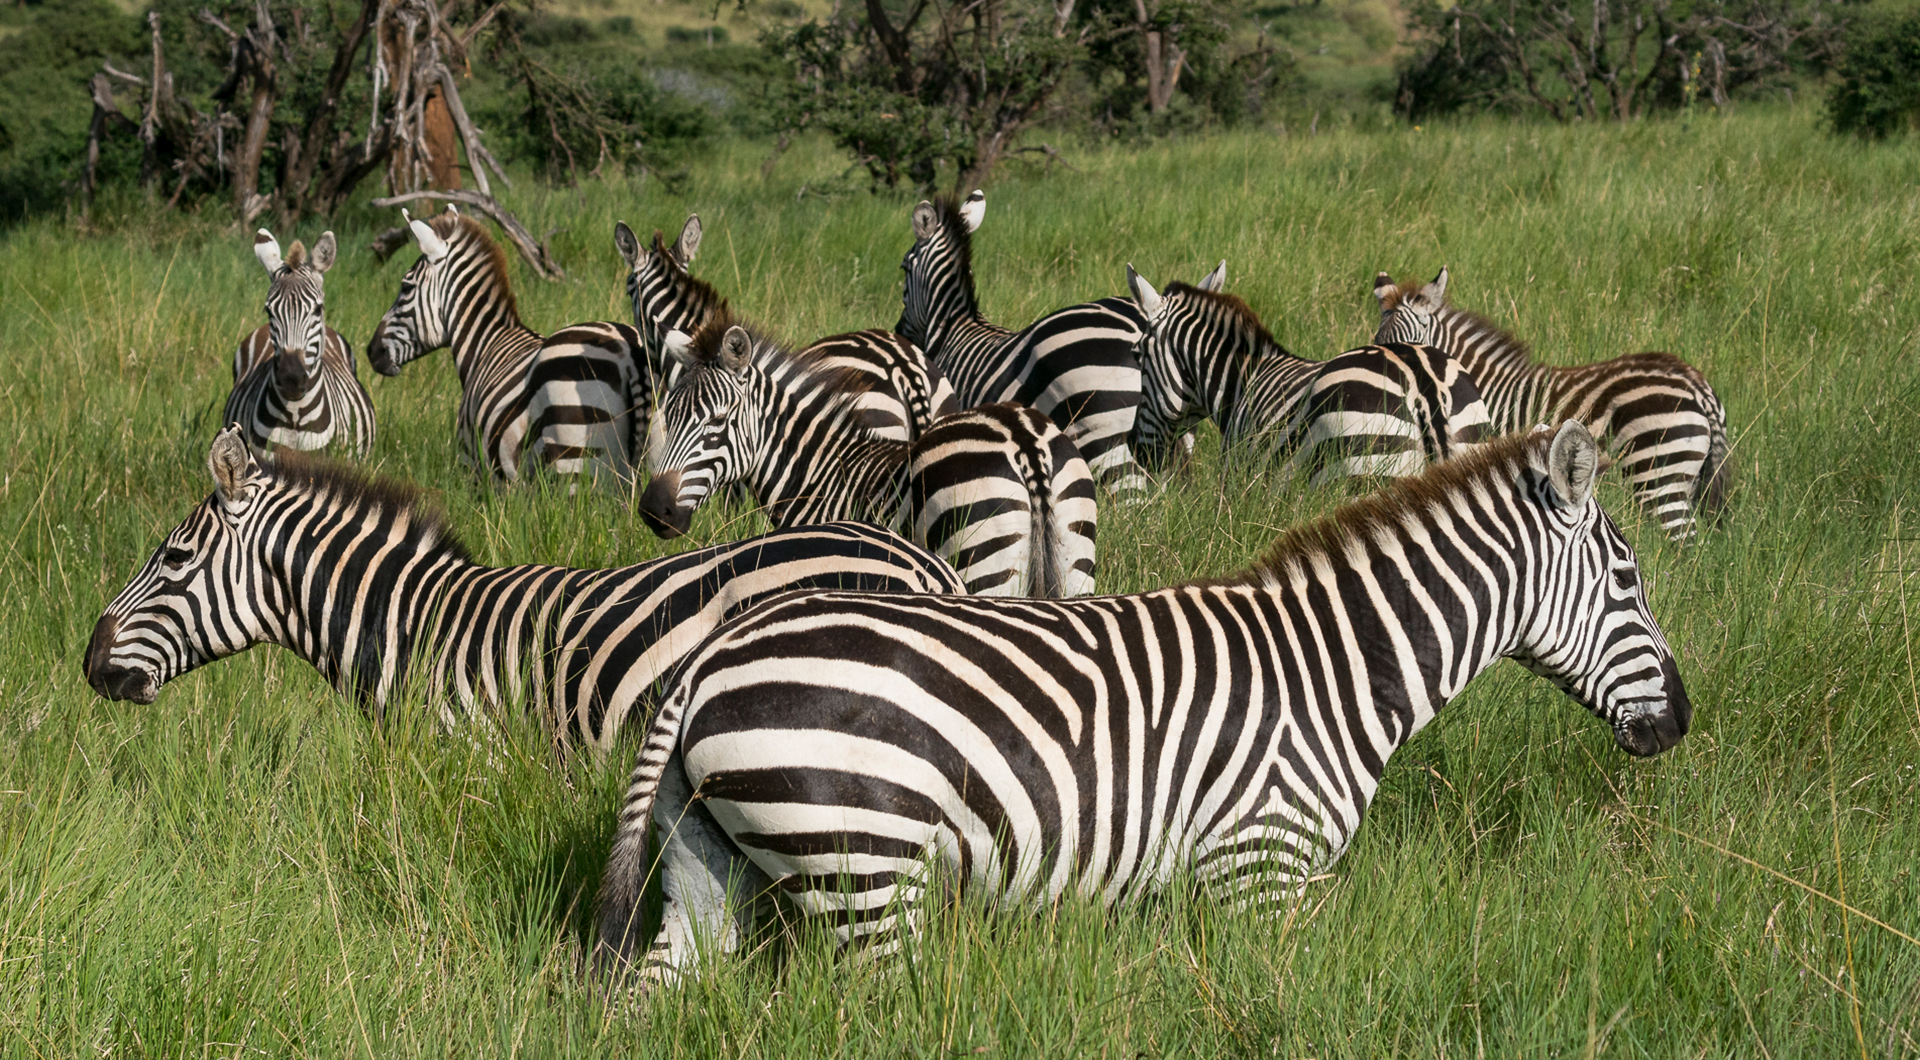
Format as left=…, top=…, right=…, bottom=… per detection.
left=718, top=326, right=754, bottom=376
left=1126, top=263, right=1164, bottom=320
left=674, top=215, right=703, bottom=265
left=310, top=231, right=337, bottom=273
left=662, top=329, right=697, bottom=366
left=1419, top=267, right=1449, bottom=305
left=254, top=230, right=284, bottom=274
left=1372, top=272, right=1399, bottom=308
left=1546, top=420, right=1600, bottom=509
left=208, top=425, right=261, bottom=511
left=959, top=190, right=985, bottom=233
left=614, top=221, right=640, bottom=268
left=403, top=209, right=450, bottom=263
left=911, top=201, right=939, bottom=241
left=1197, top=260, right=1227, bottom=292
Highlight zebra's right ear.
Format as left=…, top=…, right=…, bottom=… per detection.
left=1545, top=420, right=1600, bottom=509
left=254, top=230, right=284, bottom=274
left=614, top=221, right=641, bottom=268
left=1126, top=263, right=1164, bottom=321
left=674, top=215, right=703, bottom=265
left=662, top=329, right=697, bottom=366
left=310, top=231, right=337, bottom=273
left=1418, top=267, right=1449, bottom=305
left=208, top=425, right=262, bottom=512
left=403, top=209, right=450, bottom=263
left=718, top=326, right=753, bottom=377
left=958, top=190, right=985, bottom=233
left=1197, top=260, right=1228, bottom=292
left=911, top=201, right=939, bottom=241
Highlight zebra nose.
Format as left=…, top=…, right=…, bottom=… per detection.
left=1616, top=656, right=1690, bottom=757
left=639, top=473, right=690, bottom=539
left=84, top=615, right=157, bottom=703
left=367, top=327, right=401, bottom=376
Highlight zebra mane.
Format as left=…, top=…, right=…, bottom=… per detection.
left=1164, top=282, right=1293, bottom=358
left=686, top=309, right=883, bottom=405
left=430, top=211, right=521, bottom=324
left=264, top=448, right=473, bottom=564
left=1220, top=429, right=1542, bottom=588
left=1388, top=275, right=1535, bottom=371
left=926, top=193, right=981, bottom=313
left=651, top=230, right=725, bottom=313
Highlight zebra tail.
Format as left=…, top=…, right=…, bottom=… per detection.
left=1020, top=422, right=1063, bottom=599
left=1692, top=385, right=1734, bottom=518
left=593, top=681, right=692, bottom=974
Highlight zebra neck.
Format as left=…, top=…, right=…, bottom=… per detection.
left=1216, top=341, right=1316, bottom=444
left=447, top=298, right=542, bottom=387
left=741, top=384, right=908, bottom=526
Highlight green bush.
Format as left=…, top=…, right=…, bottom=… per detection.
left=1828, top=9, right=1920, bottom=138
left=0, top=0, right=142, bottom=223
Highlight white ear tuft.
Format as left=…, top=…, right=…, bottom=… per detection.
left=1197, top=260, right=1227, bottom=292
left=663, top=329, right=697, bottom=366
left=959, top=190, right=985, bottom=233
left=1420, top=266, right=1449, bottom=304
left=254, top=230, right=284, bottom=274
left=311, top=231, right=337, bottom=273
left=208, top=424, right=261, bottom=511
left=405, top=209, right=450, bottom=263
left=1546, top=420, right=1600, bottom=509
left=1126, top=263, right=1164, bottom=320
left=614, top=221, right=640, bottom=268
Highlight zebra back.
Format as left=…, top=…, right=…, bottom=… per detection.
left=1374, top=268, right=1731, bottom=539
left=83, top=428, right=966, bottom=757
left=225, top=229, right=375, bottom=456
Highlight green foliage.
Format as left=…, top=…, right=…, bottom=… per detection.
left=3, top=110, right=1920, bottom=1055
left=1828, top=7, right=1920, bottom=137
left=0, top=0, right=142, bottom=222
left=1080, top=0, right=1295, bottom=135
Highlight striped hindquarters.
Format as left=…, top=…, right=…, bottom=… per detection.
left=905, top=403, right=1098, bottom=597
left=521, top=322, right=652, bottom=487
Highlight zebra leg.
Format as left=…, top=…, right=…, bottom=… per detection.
left=642, top=751, right=768, bottom=988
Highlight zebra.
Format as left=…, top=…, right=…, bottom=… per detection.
left=525, top=215, right=959, bottom=485
left=1373, top=268, right=1733, bottom=541
left=83, top=426, right=966, bottom=760
left=895, top=190, right=1163, bottom=500
left=639, top=314, right=1098, bottom=597
left=367, top=206, right=644, bottom=482
left=224, top=228, right=375, bottom=456
left=596, top=420, right=1691, bottom=984
left=1126, top=267, right=1490, bottom=485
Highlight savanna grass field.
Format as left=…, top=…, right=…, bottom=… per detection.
left=3, top=105, right=1918, bottom=1056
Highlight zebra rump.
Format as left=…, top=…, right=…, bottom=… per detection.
left=225, top=228, right=375, bottom=456
left=597, top=422, right=1690, bottom=982
left=1374, top=268, right=1732, bottom=540
left=84, top=427, right=966, bottom=757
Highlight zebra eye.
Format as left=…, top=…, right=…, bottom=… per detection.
left=1613, top=568, right=1638, bottom=591
left=162, top=546, right=193, bottom=568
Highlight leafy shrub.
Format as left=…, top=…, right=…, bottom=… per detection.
left=1828, top=9, right=1920, bottom=138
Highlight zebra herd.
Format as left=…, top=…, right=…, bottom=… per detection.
left=85, top=189, right=1721, bottom=995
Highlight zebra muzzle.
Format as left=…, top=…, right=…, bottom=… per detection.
left=366, top=327, right=402, bottom=377
left=1614, top=655, right=1691, bottom=757
left=83, top=614, right=159, bottom=704
left=639, top=472, right=692, bottom=539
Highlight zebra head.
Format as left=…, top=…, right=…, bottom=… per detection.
left=368, top=206, right=467, bottom=376
left=1372, top=267, right=1449, bottom=346
left=1510, top=420, right=1692, bottom=757
left=615, top=215, right=722, bottom=372
left=1125, top=265, right=1246, bottom=467
left=85, top=428, right=278, bottom=704
left=254, top=228, right=336, bottom=398
left=640, top=324, right=765, bottom=539
left=896, top=189, right=983, bottom=350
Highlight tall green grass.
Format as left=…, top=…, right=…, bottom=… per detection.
left=2, top=104, right=1917, bottom=1056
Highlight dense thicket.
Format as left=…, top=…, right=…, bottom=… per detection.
left=1826, top=7, right=1920, bottom=136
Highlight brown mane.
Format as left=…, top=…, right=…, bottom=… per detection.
left=650, top=230, right=726, bottom=314
left=431, top=211, right=520, bottom=323
left=1209, top=429, right=1544, bottom=588
left=1163, top=282, right=1292, bottom=357
left=264, top=448, right=472, bottom=563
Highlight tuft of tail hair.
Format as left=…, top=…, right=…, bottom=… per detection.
left=1692, top=391, right=1735, bottom=519
left=593, top=680, right=693, bottom=974
left=1018, top=420, right=1063, bottom=599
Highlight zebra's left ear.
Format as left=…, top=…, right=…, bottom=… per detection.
left=1371, top=272, right=1399, bottom=308
left=254, top=230, right=284, bottom=274
left=959, top=189, right=985, bottom=233
left=1418, top=267, right=1449, bottom=305
left=662, top=329, right=697, bottom=367
left=1126, top=264, right=1164, bottom=321
left=718, top=326, right=754, bottom=377
left=1197, top=260, right=1228, bottom=292
left=208, top=425, right=262, bottom=512
left=1546, top=420, right=1600, bottom=509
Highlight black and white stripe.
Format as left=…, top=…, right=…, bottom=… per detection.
left=596, top=422, right=1691, bottom=982
left=367, top=206, right=643, bottom=482
left=1127, top=269, right=1489, bottom=484
left=83, top=427, right=965, bottom=759
left=1374, top=269, right=1733, bottom=540
left=639, top=316, right=1097, bottom=597
left=896, top=191, right=1153, bottom=499
left=224, top=229, right=375, bottom=456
